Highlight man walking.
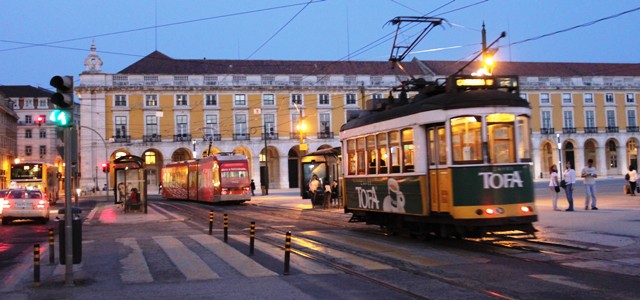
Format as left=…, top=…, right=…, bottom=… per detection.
left=581, top=159, right=598, bottom=210
left=564, top=161, right=576, bottom=211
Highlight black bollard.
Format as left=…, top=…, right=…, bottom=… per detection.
left=34, top=244, right=40, bottom=287
left=223, top=214, right=228, bottom=243
left=249, top=221, right=255, bottom=255
left=208, top=210, right=214, bottom=235
left=48, top=227, right=55, bottom=265
left=284, top=231, right=291, bottom=275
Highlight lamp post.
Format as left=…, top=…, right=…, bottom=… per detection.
left=556, top=133, right=563, bottom=179
left=80, top=126, right=109, bottom=204
left=263, top=124, right=269, bottom=195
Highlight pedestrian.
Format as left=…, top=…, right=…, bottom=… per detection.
left=159, top=183, right=163, bottom=194
left=323, top=177, right=332, bottom=209
left=308, top=175, right=320, bottom=207
left=331, top=179, right=339, bottom=207
left=581, top=159, right=598, bottom=209
left=250, top=179, right=256, bottom=196
left=628, top=165, right=638, bottom=196
left=563, top=161, right=576, bottom=211
left=549, top=165, right=561, bottom=211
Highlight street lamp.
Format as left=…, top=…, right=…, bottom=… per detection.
left=556, top=133, right=563, bottom=179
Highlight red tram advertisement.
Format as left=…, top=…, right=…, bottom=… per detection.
left=161, top=153, right=251, bottom=204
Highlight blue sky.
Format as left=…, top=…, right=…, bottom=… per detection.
left=1, top=0, right=639, bottom=88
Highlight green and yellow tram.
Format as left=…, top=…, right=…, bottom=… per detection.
left=340, top=75, right=537, bottom=237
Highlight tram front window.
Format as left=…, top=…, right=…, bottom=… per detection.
left=517, top=115, right=532, bottom=162
left=487, top=113, right=515, bottom=164
left=451, top=116, right=482, bottom=163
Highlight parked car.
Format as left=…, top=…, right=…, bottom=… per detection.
left=1, top=189, right=50, bottom=225
left=0, top=189, right=11, bottom=215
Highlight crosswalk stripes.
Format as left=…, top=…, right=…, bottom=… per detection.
left=190, top=234, right=277, bottom=278
left=115, top=237, right=154, bottom=283
left=228, top=234, right=340, bottom=275
left=263, top=233, right=394, bottom=271
left=152, top=236, right=220, bottom=280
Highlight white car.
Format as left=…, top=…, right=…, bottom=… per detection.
left=1, top=189, right=50, bottom=225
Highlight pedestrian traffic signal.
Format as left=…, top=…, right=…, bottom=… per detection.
left=102, top=163, right=109, bottom=173
left=49, top=75, right=74, bottom=127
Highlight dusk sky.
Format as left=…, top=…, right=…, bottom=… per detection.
left=1, top=0, right=639, bottom=88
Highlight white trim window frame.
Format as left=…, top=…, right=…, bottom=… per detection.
left=585, top=110, right=596, bottom=128
left=115, top=95, right=127, bottom=107
left=205, top=94, right=218, bottom=107
left=540, top=93, right=550, bottom=105
left=145, top=94, right=158, bottom=107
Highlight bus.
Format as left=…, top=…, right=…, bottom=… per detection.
left=10, top=162, right=60, bottom=204
left=161, top=153, right=251, bottom=204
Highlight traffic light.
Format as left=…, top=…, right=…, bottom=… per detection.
left=49, top=75, right=74, bottom=127
left=35, top=115, right=45, bottom=126
left=102, top=163, right=109, bottom=173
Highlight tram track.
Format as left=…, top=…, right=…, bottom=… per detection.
left=151, top=199, right=520, bottom=299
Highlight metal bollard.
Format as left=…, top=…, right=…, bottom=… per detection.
left=223, top=214, right=228, bottom=243
left=34, top=244, right=40, bottom=287
left=284, top=231, right=291, bottom=275
left=48, top=227, right=55, bottom=265
left=208, top=210, right=214, bottom=235
left=249, top=221, right=255, bottom=255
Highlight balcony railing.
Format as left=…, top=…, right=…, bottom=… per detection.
left=203, top=133, right=222, bottom=141
left=173, top=134, right=192, bottom=142
left=317, top=131, right=335, bottom=139
left=233, top=133, right=250, bottom=140
left=606, top=126, right=619, bottom=133
left=113, top=135, right=130, bottom=143
left=562, top=127, right=576, bottom=134
left=143, top=134, right=162, bottom=142
left=262, top=133, right=279, bottom=140
left=540, top=128, right=555, bottom=134
left=627, top=126, right=639, bottom=132
left=584, top=127, right=598, bottom=133
left=290, top=132, right=302, bottom=139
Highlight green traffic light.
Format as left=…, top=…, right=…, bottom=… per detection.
left=49, top=110, right=72, bottom=127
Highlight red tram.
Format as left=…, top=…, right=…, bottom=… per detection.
left=161, top=153, right=251, bottom=204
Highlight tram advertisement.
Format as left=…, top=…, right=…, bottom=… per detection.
left=451, top=165, right=534, bottom=205
left=345, top=176, right=423, bottom=214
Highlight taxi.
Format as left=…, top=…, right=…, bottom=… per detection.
left=1, top=189, right=50, bottom=225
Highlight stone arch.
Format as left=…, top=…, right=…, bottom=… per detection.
left=170, top=148, right=193, bottom=162
left=259, top=145, right=280, bottom=190
left=562, top=139, right=576, bottom=169
left=288, top=146, right=302, bottom=188
left=232, top=146, right=253, bottom=175
left=142, top=148, right=164, bottom=194
left=584, top=139, right=598, bottom=167
left=626, top=138, right=639, bottom=169
left=202, top=146, right=221, bottom=158
left=605, top=138, right=620, bottom=174
left=540, top=140, right=555, bottom=176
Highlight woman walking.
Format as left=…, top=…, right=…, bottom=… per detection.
left=549, top=165, right=561, bottom=210
left=629, top=165, right=638, bottom=196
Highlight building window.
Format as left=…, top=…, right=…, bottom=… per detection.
left=562, top=93, right=572, bottom=104
left=319, top=94, right=330, bottom=105
left=39, top=129, right=46, bottom=138
left=115, top=116, right=128, bottom=137
left=628, top=109, right=637, bottom=127
left=606, top=110, right=616, bottom=127
left=25, top=115, right=32, bottom=124
left=370, top=76, right=383, bottom=85
left=605, top=93, right=614, bottom=103
left=115, top=95, right=127, bottom=106
left=25, top=146, right=32, bottom=156
left=584, top=93, right=593, bottom=104
left=145, top=116, right=158, bottom=136
left=37, top=99, right=48, bottom=108
left=234, top=94, right=247, bottom=106
left=541, top=111, right=552, bottom=129
left=39, top=146, right=46, bottom=156
left=346, top=93, right=357, bottom=105
left=204, top=75, right=217, bottom=85
left=261, top=75, right=275, bottom=85
left=232, top=75, right=246, bottom=85
left=205, top=94, right=218, bottom=106
left=25, top=129, right=32, bottom=138
left=345, top=75, right=356, bottom=86
left=264, top=114, right=275, bottom=137
left=319, top=113, right=331, bottom=135
left=176, top=94, right=188, bottom=106
left=24, top=99, right=34, bottom=109
left=371, top=93, right=383, bottom=100
left=234, top=114, right=248, bottom=134
left=291, top=94, right=302, bottom=105
left=563, top=111, right=574, bottom=128
left=540, top=93, right=550, bottom=104
left=585, top=111, right=596, bottom=128
left=205, top=114, right=218, bottom=131
left=626, top=93, right=635, bottom=103
left=145, top=95, right=158, bottom=107
left=263, top=94, right=275, bottom=106
left=174, top=75, right=188, bottom=85
left=176, top=115, right=188, bottom=135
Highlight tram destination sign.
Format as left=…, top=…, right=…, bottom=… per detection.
left=450, top=75, right=519, bottom=93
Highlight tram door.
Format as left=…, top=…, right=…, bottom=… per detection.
left=427, top=125, right=451, bottom=213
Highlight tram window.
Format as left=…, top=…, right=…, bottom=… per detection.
left=402, top=129, right=414, bottom=172
left=517, top=115, right=532, bottom=162
left=487, top=113, right=515, bottom=164
left=357, top=137, right=366, bottom=175
left=389, top=131, right=401, bottom=173
left=347, top=139, right=356, bottom=175
left=367, top=135, right=376, bottom=174
left=451, top=116, right=482, bottom=163
left=377, top=133, right=388, bottom=173
left=437, top=127, right=447, bottom=164
left=428, top=129, right=436, bottom=165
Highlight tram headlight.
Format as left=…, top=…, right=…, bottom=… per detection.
left=520, top=206, right=532, bottom=213
left=485, top=208, right=495, bottom=215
